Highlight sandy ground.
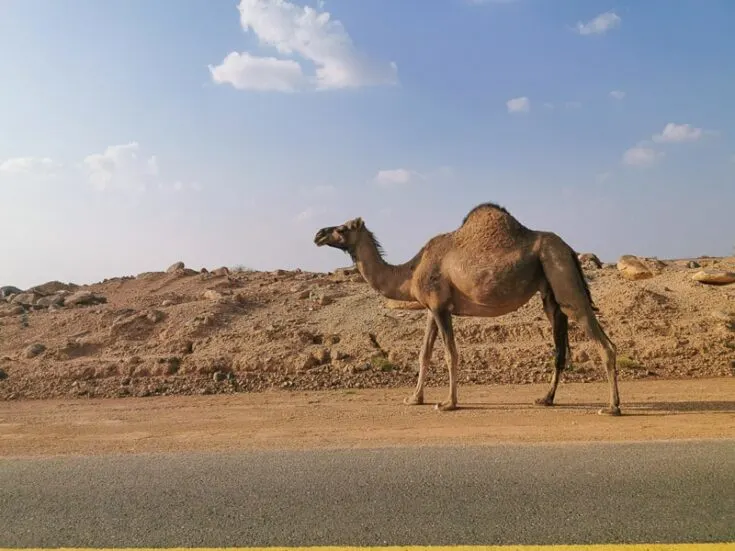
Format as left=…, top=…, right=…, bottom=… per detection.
left=1, top=378, right=733, bottom=458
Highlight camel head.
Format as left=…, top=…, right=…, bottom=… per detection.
left=314, top=217, right=365, bottom=253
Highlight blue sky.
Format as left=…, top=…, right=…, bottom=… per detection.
left=1, top=0, right=733, bottom=288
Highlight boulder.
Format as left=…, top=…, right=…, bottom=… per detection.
left=166, top=261, right=185, bottom=273
left=578, top=253, right=603, bottom=269
left=0, top=286, right=22, bottom=299
left=36, top=294, right=66, bottom=308
left=617, top=255, right=654, bottom=281
left=692, top=270, right=735, bottom=286
left=66, top=290, right=107, bottom=307
left=24, top=343, right=46, bottom=359
left=202, top=289, right=224, bottom=301
left=10, top=292, right=40, bottom=306
left=29, top=281, right=78, bottom=296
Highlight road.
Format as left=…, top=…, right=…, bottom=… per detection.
left=1, top=440, right=733, bottom=548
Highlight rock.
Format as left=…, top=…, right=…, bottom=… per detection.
left=297, top=353, right=319, bottom=372
left=213, top=371, right=228, bottom=382
left=687, top=260, right=701, bottom=269
left=28, top=281, right=78, bottom=296
left=212, top=267, right=230, bottom=276
left=10, top=292, right=40, bottom=306
left=692, top=270, right=735, bottom=285
left=161, top=300, right=174, bottom=307
left=24, top=343, right=46, bottom=359
left=1, top=304, right=25, bottom=316
left=0, top=286, right=22, bottom=299
left=146, top=309, right=165, bottom=323
left=314, top=348, right=331, bottom=365
left=297, top=290, right=311, bottom=300
left=578, top=253, right=603, bottom=269
left=167, top=261, right=185, bottom=273
left=644, top=258, right=668, bottom=272
left=0, top=368, right=7, bottom=380
left=202, top=289, right=224, bottom=301
left=66, top=290, right=107, bottom=307
left=36, top=294, right=66, bottom=308
left=309, top=290, right=334, bottom=306
left=574, top=350, right=590, bottom=363
left=617, top=255, right=654, bottom=281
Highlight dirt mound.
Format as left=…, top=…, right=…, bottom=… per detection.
left=1, top=257, right=734, bottom=401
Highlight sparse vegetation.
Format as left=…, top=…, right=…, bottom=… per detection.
left=618, top=355, right=644, bottom=370
left=369, top=354, right=396, bottom=372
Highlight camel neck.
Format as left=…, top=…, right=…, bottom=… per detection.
left=353, top=237, right=414, bottom=302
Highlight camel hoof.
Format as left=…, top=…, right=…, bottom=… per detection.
left=403, top=394, right=424, bottom=406
left=435, top=401, right=458, bottom=412
left=597, top=406, right=622, bottom=416
left=534, top=397, right=554, bottom=407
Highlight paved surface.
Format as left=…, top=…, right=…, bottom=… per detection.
left=0, top=440, right=733, bottom=547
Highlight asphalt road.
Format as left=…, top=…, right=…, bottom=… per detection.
left=1, top=440, right=733, bottom=547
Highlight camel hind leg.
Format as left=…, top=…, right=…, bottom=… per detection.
left=538, top=233, right=621, bottom=416
left=535, top=284, right=569, bottom=406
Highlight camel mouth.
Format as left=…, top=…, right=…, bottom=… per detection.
left=314, top=228, right=331, bottom=246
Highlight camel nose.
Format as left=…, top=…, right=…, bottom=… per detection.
left=314, top=227, right=331, bottom=245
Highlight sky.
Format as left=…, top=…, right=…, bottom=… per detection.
left=1, top=0, right=734, bottom=289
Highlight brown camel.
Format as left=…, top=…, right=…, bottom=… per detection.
left=314, top=202, right=621, bottom=415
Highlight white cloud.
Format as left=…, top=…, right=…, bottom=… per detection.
left=0, top=157, right=60, bottom=175
left=610, top=90, right=626, bottom=100
left=652, top=123, right=704, bottom=143
left=82, top=142, right=160, bottom=191
left=564, top=101, right=582, bottom=109
left=507, top=96, right=530, bottom=113
left=210, top=0, right=398, bottom=92
left=622, top=146, right=664, bottom=167
left=210, top=52, right=305, bottom=91
left=575, top=11, right=621, bottom=35
left=373, top=168, right=419, bottom=186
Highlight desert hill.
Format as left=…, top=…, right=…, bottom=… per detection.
left=1, top=256, right=733, bottom=401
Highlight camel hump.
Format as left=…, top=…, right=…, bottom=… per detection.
left=454, top=202, right=531, bottom=248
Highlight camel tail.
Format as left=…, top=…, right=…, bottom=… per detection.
left=539, top=233, right=599, bottom=314
left=571, top=250, right=599, bottom=312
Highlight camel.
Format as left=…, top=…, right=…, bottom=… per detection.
left=313, top=202, right=621, bottom=416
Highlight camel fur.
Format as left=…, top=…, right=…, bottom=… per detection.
left=314, top=202, right=621, bottom=415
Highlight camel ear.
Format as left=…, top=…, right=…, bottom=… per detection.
left=346, top=217, right=364, bottom=230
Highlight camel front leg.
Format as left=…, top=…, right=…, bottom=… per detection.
left=432, top=308, right=459, bottom=411
left=404, top=311, right=438, bottom=406
left=535, top=289, right=569, bottom=406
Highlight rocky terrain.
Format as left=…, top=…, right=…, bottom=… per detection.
left=1, top=256, right=734, bottom=401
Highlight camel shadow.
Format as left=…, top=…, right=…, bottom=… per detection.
left=622, top=401, right=735, bottom=413
left=452, top=400, right=735, bottom=414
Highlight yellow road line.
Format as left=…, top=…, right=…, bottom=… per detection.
left=4, top=545, right=734, bottom=551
